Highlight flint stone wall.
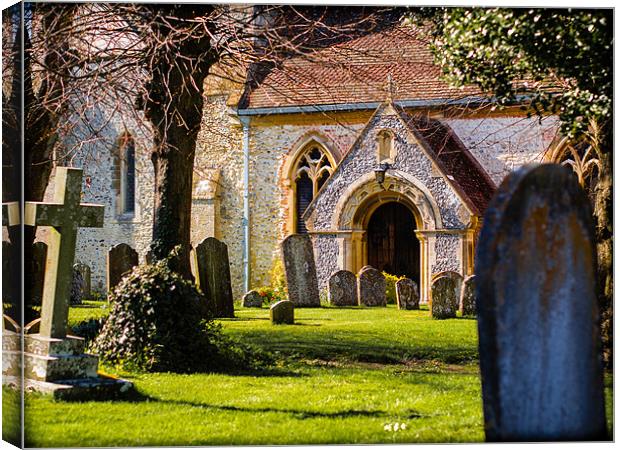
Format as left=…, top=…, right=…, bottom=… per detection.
left=50, top=80, right=555, bottom=300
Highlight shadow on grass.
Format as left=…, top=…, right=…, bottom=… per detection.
left=133, top=395, right=427, bottom=421
left=238, top=331, right=478, bottom=365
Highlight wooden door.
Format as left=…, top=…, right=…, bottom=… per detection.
left=367, top=202, right=419, bottom=283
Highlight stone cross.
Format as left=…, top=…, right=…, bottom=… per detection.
left=476, top=164, right=606, bottom=441
left=2, top=202, right=20, bottom=227
left=25, top=167, right=104, bottom=339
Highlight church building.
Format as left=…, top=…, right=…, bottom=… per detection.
left=51, top=25, right=558, bottom=300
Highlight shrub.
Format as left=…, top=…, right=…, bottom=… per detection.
left=255, top=285, right=287, bottom=305
left=269, top=258, right=287, bottom=293
left=383, top=272, right=405, bottom=304
left=93, top=252, right=271, bottom=373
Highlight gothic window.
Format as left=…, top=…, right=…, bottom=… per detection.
left=293, top=144, right=334, bottom=233
left=113, top=134, right=136, bottom=217
left=377, top=130, right=395, bottom=163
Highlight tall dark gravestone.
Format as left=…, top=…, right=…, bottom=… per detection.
left=107, top=243, right=139, bottom=293
left=280, top=234, right=320, bottom=307
left=193, top=237, right=234, bottom=318
left=31, top=242, right=49, bottom=306
left=476, top=164, right=607, bottom=441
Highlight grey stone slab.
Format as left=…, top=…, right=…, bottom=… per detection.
left=432, top=270, right=463, bottom=298
left=70, top=267, right=84, bottom=305
left=73, top=263, right=91, bottom=298
left=107, top=243, right=138, bottom=293
left=242, top=290, right=263, bottom=308
left=476, top=164, right=606, bottom=441
left=193, top=237, right=234, bottom=318
left=358, top=266, right=386, bottom=307
left=396, top=278, right=419, bottom=310
left=281, top=234, right=320, bottom=307
left=459, top=275, right=476, bottom=317
left=328, top=270, right=357, bottom=306
left=430, top=275, right=459, bottom=319
left=270, top=300, right=294, bottom=324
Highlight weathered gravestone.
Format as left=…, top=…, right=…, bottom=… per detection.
left=31, top=241, right=48, bottom=305
left=192, top=237, right=234, bottom=318
left=432, top=270, right=463, bottom=298
left=270, top=300, right=294, bottom=324
left=430, top=275, right=459, bottom=319
left=70, top=267, right=84, bottom=305
left=107, top=243, right=138, bottom=293
left=22, top=167, right=131, bottom=398
left=476, top=164, right=606, bottom=441
left=73, top=263, right=91, bottom=298
left=280, top=234, right=320, bottom=307
left=459, top=275, right=476, bottom=317
left=328, top=270, right=357, bottom=306
left=242, top=290, right=263, bottom=308
left=358, top=266, right=386, bottom=307
left=396, top=278, right=419, bottom=310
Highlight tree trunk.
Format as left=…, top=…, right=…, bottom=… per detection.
left=594, top=148, right=613, bottom=368
left=149, top=127, right=198, bottom=278
left=144, top=5, right=216, bottom=278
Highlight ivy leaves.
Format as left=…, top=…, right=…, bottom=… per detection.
left=416, top=8, right=612, bottom=140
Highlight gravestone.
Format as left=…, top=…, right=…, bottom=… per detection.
left=280, top=234, right=320, bottom=307
left=70, top=267, right=84, bottom=305
left=432, top=270, right=463, bottom=299
left=22, top=167, right=131, bottom=398
left=328, top=270, right=357, bottom=306
left=476, top=164, right=606, bottom=441
left=358, top=266, right=386, bottom=307
left=107, top=243, right=138, bottom=293
left=31, top=242, right=48, bottom=306
left=193, top=237, right=234, bottom=318
left=430, top=275, right=459, bottom=319
left=242, top=290, right=263, bottom=308
left=270, top=300, right=294, bottom=324
left=459, top=275, right=476, bottom=317
left=396, top=278, right=419, bottom=310
left=73, top=263, right=91, bottom=299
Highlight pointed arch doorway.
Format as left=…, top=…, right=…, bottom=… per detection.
left=367, top=202, right=420, bottom=284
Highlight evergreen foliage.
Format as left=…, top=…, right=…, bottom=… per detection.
left=93, top=252, right=270, bottom=373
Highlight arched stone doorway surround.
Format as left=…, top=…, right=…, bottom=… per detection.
left=332, top=170, right=442, bottom=303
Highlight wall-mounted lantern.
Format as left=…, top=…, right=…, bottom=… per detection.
left=374, top=162, right=391, bottom=187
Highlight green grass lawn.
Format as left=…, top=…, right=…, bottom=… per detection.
left=17, top=305, right=613, bottom=446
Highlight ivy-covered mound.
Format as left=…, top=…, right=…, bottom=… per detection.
left=93, top=258, right=269, bottom=373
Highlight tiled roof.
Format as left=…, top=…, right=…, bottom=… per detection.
left=399, top=109, right=497, bottom=216
left=242, top=26, right=482, bottom=109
